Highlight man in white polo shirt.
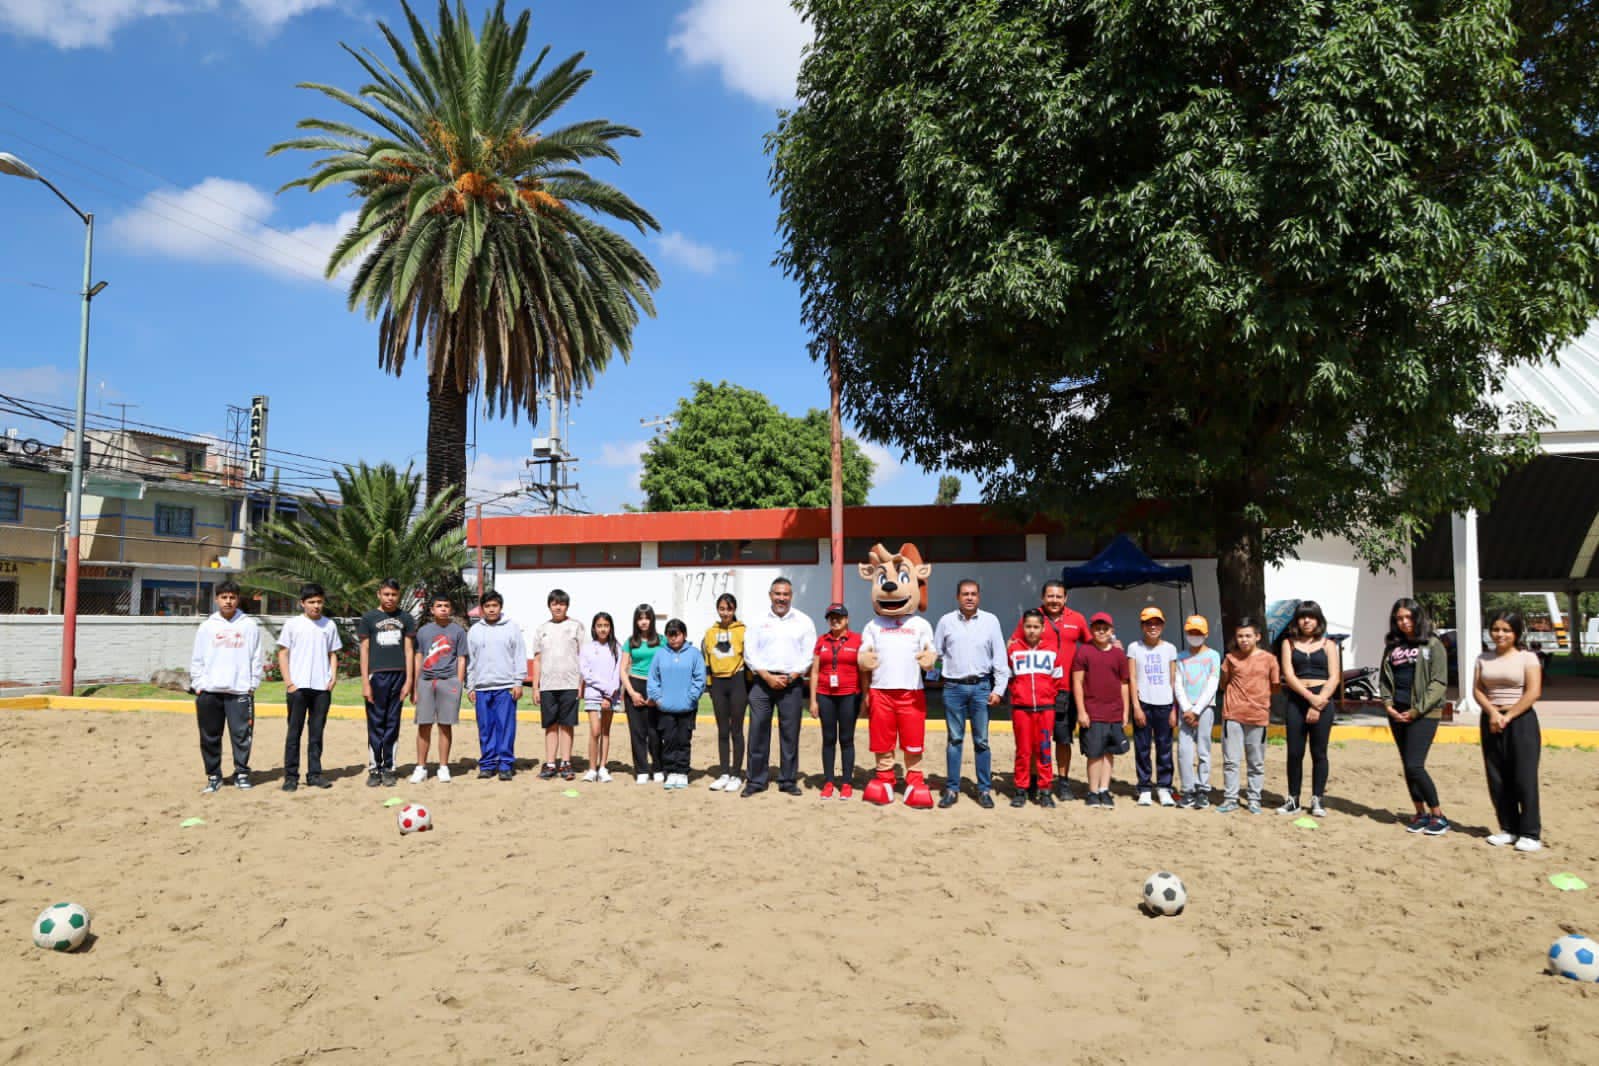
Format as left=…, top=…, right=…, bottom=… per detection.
left=742, top=577, right=817, bottom=797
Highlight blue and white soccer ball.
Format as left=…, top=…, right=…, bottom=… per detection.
left=32, top=902, right=91, bottom=952
left=1547, top=934, right=1599, bottom=983
left=1141, top=872, right=1187, bottom=916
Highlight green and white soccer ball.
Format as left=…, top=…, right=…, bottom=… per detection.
left=32, top=902, right=91, bottom=952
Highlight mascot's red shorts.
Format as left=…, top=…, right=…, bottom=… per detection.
left=869, top=688, right=927, bottom=754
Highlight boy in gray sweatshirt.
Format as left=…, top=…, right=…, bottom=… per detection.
left=190, top=580, right=264, bottom=793
left=465, top=591, right=528, bottom=780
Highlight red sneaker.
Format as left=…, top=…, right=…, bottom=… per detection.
left=840, top=783, right=854, bottom=800
left=820, top=782, right=837, bottom=800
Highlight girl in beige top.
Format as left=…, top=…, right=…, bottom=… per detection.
left=1472, top=611, right=1543, bottom=851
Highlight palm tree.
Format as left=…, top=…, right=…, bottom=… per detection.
left=270, top=0, right=660, bottom=526
left=246, top=462, right=469, bottom=617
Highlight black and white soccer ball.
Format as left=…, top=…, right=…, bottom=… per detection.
left=1141, top=872, right=1186, bottom=916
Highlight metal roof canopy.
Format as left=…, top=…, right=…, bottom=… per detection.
left=1429, top=320, right=1599, bottom=709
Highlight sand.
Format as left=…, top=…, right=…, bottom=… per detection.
left=2, top=708, right=1599, bottom=1065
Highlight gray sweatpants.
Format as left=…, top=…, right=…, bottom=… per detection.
left=1178, top=706, right=1214, bottom=795
left=1223, top=720, right=1266, bottom=803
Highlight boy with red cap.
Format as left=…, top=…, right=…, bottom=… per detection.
left=1006, top=609, right=1063, bottom=808
left=1073, top=612, right=1131, bottom=808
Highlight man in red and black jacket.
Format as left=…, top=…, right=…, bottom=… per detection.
left=1011, top=580, right=1091, bottom=801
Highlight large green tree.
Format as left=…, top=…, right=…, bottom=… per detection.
left=641, top=380, right=875, bottom=510
left=246, top=462, right=469, bottom=617
left=770, top=0, right=1599, bottom=634
left=271, top=0, right=659, bottom=527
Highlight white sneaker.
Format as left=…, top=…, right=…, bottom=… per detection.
left=1514, top=837, right=1544, bottom=853
left=1137, top=791, right=1153, bottom=806
left=710, top=773, right=731, bottom=791
left=1486, top=832, right=1516, bottom=847
left=408, top=765, right=429, bottom=784
left=652, top=772, right=666, bottom=783
left=675, top=773, right=690, bottom=789
left=1157, top=788, right=1175, bottom=807
left=661, top=774, right=675, bottom=790
left=437, top=765, right=452, bottom=783
left=636, top=773, right=650, bottom=784
left=724, top=776, right=743, bottom=793
left=597, top=768, right=612, bottom=783
left=581, top=768, right=598, bottom=782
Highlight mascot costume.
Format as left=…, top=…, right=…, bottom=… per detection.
left=856, top=543, right=938, bottom=808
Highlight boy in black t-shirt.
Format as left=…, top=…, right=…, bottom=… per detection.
left=357, top=578, right=416, bottom=787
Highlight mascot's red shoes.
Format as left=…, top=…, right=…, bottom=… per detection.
left=864, top=769, right=896, bottom=806
left=903, top=770, right=935, bottom=809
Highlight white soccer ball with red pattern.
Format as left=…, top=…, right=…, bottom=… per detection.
left=396, top=803, right=433, bottom=834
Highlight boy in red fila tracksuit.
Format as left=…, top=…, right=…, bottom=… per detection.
left=1007, top=608, right=1062, bottom=808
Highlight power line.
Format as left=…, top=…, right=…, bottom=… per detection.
left=0, top=125, right=333, bottom=281
left=0, top=98, right=338, bottom=262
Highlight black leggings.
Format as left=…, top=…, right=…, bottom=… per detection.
left=1283, top=690, right=1335, bottom=800
left=1389, top=713, right=1440, bottom=808
left=1481, top=708, right=1541, bottom=839
left=709, top=674, right=748, bottom=775
left=625, top=676, right=661, bottom=776
left=818, top=692, right=861, bottom=784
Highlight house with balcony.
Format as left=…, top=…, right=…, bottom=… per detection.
left=1, top=427, right=252, bottom=615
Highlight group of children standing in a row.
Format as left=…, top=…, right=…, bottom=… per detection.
left=189, top=579, right=1545, bottom=852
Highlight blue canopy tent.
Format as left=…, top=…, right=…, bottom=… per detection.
left=1060, top=535, right=1196, bottom=624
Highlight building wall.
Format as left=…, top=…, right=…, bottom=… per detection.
left=0, top=615, right=287, bottom=686
left=491, top=533, right=1406, bottom=669
left=0, top=465, right=67, bottom=560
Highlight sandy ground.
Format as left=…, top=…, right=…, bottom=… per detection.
left=3, top=709, right=1599, bottom=1066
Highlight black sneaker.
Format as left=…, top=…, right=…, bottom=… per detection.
left=367, top=771, right=383, bottom=788
left=1009, top=792, right=1028, bottom=808
left=1098, top=791, right=1115, bottom=809
left=740, top=785, right=765, bottom=798
left=1053, top=780, right=1072, bottom=802
left=977, top=792, right=995, bottom=809
left=938, top=790, right=959, bottom=809
left=281, top=777, right=298, bottom=793
left=1422, top=815, right=1451, bottom=836
left=558, top=760, right=575, bottom=781
left=498, top=769, right=515, bottom=782
left=1083, top=791, right=1101, bottom=808
left=779, top=783, right=803, bottom=796
left=1404, top=812, right=1430, bottom=833
left=1036, top=791, right=1057, bottom=809
left=234, top=771, right=253, bottom=791
left=305, top=774, right=332, bottom=789
left=477, top=768, right=495, bottom=779
left=538, top=762, right=558, bottom=780
left=380, top=770, right=397, bottom=787
left=201, top=775, right=224, bottom=795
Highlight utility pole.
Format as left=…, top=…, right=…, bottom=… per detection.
left=108, top=402, right=137, bottom=470
left=524, top=391, right=580, bottom=514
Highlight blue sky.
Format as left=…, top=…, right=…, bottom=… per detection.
left=0, top=0, right=948, bottom=512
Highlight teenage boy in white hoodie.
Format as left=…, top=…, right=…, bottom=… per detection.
left=190, top=580, right=264, bottom=793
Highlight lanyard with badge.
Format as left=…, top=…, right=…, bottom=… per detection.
left=827, top=635, right=844, bottom=690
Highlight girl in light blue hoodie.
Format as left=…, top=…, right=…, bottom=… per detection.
left=647, top=619, right=707, bottom=790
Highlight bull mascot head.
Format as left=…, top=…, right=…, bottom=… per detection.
left=857, top=542, right=931, bottom=618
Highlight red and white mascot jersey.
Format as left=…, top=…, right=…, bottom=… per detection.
left=860, top=614, right=935, bottom=755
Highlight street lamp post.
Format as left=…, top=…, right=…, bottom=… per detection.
left=1, top=152, right=106, bottom=696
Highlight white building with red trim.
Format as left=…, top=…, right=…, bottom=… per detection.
left=468, top=504, right=1410, bottom=668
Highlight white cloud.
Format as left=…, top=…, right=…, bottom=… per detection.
left=467, top=454, right=527, bottom=501
left=0, top=0, right=333, bottom=48
left=653, top=231, right=737, bottom=276
left=108, top=178, right=358, bottom=285
left=853, top=438, right=902, bottom=488
left=668, top=0, right=811, bottom=108
left=597, top=439, right=649, bottom=493
left=1, top=364, right=73, bottom=399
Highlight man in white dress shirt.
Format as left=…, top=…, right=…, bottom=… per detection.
left=742, top=577, right=817, bottom=797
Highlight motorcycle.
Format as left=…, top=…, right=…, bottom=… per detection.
left=1341, top=665, right=1380, bottom=702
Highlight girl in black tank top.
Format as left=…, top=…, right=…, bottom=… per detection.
left=1279, top=602, right=1340, bottom=816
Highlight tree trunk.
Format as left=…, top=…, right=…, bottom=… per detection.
left=1213, top=485, right=1268, bottom=650
left=427, top=373, right=469, bottom=531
